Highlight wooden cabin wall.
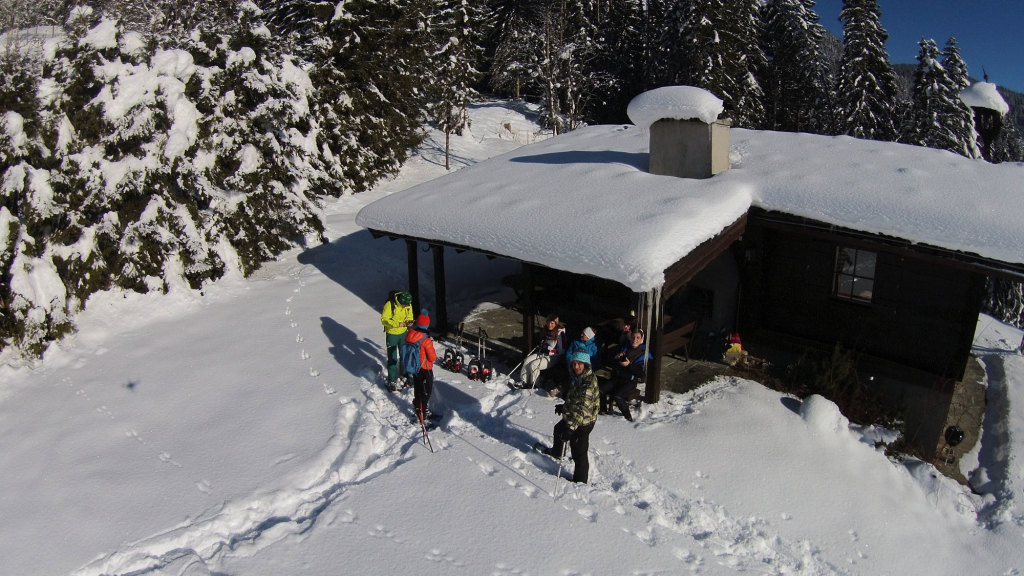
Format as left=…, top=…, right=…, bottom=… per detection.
left=740, top=226, right=984, bottom=380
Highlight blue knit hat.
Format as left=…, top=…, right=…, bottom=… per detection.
left=571, top=350, right=591, bottom=365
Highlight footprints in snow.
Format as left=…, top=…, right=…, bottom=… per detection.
left=66, top=378, right=211, bottom=493
left=286, top=275, right=335, bottom=395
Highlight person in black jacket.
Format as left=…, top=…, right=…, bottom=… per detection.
left=601, top=329, right=650, bottom=421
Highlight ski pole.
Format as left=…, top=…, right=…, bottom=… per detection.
left=552, top=441, right=567, bottom=498
left=417, top=405, right=434, bottom=453
left=506, top=344, right=542, bottom=386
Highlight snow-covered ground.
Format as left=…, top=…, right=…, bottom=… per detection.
left=1, top=101, right=1023, bottom=575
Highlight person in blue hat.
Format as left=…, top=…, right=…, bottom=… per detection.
left=536, top=349, right=600, bottom=483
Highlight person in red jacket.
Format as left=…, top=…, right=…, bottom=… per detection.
left=405, top=309, right=438, bottom=420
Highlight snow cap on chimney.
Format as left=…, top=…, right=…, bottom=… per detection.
left=959, top=81, right=1009, bottom=115
left=627, top=86, right=724, bottom=128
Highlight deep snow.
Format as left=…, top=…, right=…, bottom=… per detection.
left=1, top=101, right=1023, bottom=576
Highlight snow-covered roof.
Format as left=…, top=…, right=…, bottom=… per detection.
left=356, top=124, right=1024, bottom=293
left=960, top=81, right=1010, bottom=115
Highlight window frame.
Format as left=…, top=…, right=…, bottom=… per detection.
left=833, top=246, right=877, bottom=304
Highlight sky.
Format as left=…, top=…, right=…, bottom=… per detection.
left=815, top=0, right=1024, bottom=93
left=2, top=100, right=1024, bottom=576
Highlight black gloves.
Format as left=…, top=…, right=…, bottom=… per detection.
left=554, top=404, right=565, bottom=415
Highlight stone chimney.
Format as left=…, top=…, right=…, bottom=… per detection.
left=648, top=117, right=731, bottom=179
left=627, top=86, right=731, bottom=179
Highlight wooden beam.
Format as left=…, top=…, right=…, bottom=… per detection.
left=432, top=244, right=448, bottom=335
left=663, top=214, right=747, bottom=297
left=523, top=264, right=536, bottom=355
left=406, top=240, right=420, bottom=313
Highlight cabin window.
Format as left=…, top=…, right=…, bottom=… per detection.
left=833, top=247, right=876, bottom=303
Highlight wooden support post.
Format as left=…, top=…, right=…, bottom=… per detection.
left=431, top=244, right=448, bottom=335
left=406, top=240, right=420, bottom=313
left=523, top=264, right=536, bottom=355
left=646, top=288, right=663, bottom=404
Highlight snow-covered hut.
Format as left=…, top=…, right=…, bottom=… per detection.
left=356, top=87, right=1024, bottom=412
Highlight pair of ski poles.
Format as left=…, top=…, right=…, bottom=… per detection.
left=416, top=404, right=434, bottom=453
left=505, top=344, right=543, bottom=387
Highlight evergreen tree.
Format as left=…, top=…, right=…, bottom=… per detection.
left=590, top=0, right=650, bottom=123
left=487, top=0, right=545, bottom=100
left=323, top=0, right=430, bottom=185
left=901, top=38, right=978, bottom=159
left=426, top=0, right=486, bottom=170
left=941, top=38, right=981, bottom=158
left=261, top=0, right=335, bottom=41
left=644, top=0, right=674, bottom=86
left=832, top=0, right=902, bottom=141
left=902, top=40, right=951, bottom=147
left=985, top=278, right=1024, bottom=330
left=0, top=49, right=49, bottom=352
left=4, top=6, right=115, bottom=354
left=760, top=0, right=831, bottom=133
left=990, top=117, right=1024, bottom=163
left=187, top=2, right=325, bottom=277
left=531, top=0, right=604, bottom=132
left=662, top=0, right=765, bottom=128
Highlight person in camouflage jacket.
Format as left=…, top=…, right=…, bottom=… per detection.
left=543, top=350, right=600, bottom=483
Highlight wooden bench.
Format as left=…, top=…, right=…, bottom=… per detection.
left=662, top=320, right=697, bottom=362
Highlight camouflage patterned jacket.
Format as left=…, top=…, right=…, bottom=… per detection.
left=562, top=367, right=600, bottom=430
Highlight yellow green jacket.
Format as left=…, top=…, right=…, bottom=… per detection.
left=381, top=301, right=413, bottom=335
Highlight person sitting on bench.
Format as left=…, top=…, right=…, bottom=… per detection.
left=602, top=329, right=650, bottom=421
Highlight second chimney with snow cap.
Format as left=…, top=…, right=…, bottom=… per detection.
left=627, top=86, right=730, bottom=179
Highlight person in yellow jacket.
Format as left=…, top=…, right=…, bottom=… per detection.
left=381, top=291, right=414, bottom=389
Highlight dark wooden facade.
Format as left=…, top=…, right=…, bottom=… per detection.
left=738, top=211, right=989, bottom=381
left=370, top=208, right=1020, bottom=400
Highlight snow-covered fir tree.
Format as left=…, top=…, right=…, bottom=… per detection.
left=487, top=0, right=543, bottom=100
left=528, top=0, right=605, bottom=133
left=940, top=38, right=981, bottom=158
left=901, top=38, right=977, bottom=158
left=986, top=278, right=1024, bottom=330
left=760, top=0, right=832, bottom=133
left=4, top=6, right=116, bottom=354
left=324, top=0, right=430, bottom=184
left=184, top=2, right=326, bottom=278
left=260, top=0, right=334, bottom=39
left=990, top=117, right=1024, bottom=163
left=662, top=0, right=765, bottom=128
left=426, top=0, right=486, bottom=170
left=589, top=0, right=649, bottom=123
left=832, top=0, right=903, bottom=141
left=0, top=46, right=53, bottom=353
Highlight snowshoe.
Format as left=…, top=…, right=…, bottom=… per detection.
left=442, top=348, right=455, bottom=371
left=480, top=359, right=492, bottom=382
left=452, top=353, right=464, bottom=372
left=468, top=359, right=480, bottom=380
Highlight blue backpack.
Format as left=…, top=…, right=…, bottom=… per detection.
left=402, top=334, right=423, bottom=376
